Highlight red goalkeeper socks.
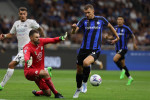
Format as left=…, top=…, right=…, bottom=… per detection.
left=45, top=78, right=58, bottom=95
left=36, top=90, right=44, bottom=95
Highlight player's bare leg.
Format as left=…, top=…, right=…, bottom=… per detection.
left=94, top=60, right=103, bottom=69
left=0, top=61, right=18, bottom=90
left=39, top=70, right=64, bottom=98
left=113, top=54, right=125, bottom=79
left=73, top=65, right=83, bottom=98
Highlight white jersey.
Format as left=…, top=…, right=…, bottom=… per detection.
left=10, top=19, right=40, bottom=52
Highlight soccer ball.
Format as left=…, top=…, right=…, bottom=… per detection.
left=90, top=74, right=102, bottom=86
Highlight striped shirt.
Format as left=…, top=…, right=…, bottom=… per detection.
left=77, top=16, right=108, bottom=50
left=114, top=25, right=133, bottom=51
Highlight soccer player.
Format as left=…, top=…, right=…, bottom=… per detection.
left=106, top=16, right=137, bottom=85
left=71, top=4, right=119, bottom=98
left=0, top=7, right=45, bottom=90
left=23, top=30, right=67, bottom=98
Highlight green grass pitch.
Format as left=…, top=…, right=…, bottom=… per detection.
left=0, top=69, right=150, bottom=100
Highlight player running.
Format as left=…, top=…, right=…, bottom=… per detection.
left=71, top=4, right=119, bottom=98
left=0, top=7, right=45, bottom=90
left=105, top=16, right=137, bottom=85
left=23, top=30, right=67, bottom=98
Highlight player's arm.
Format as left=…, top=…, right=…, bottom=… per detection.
left=105, top=34, right=114, bottom=40
left=131, top=34, right=138, bottom=50
left=37, top=27, right=45, bottom=37
left=23, top=46, right=32, bottom=67
left=0, top=21, right=16, bottom=40
left=0, top=33, right=14, bottom=40
left=41, top=32, right=68, bottom=45
left=107, top=23, right=120, bottom=44
left=71, top=24, right=79, bottom=34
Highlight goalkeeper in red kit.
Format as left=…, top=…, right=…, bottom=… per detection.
left=23, top=30, right=67, bottom=98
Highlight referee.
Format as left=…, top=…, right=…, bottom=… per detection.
left=71, top=4, right=119, bottom=98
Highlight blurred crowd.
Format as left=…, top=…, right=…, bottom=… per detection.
left=0, top=0, right=150, bottom=51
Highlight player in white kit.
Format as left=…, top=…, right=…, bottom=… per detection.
left=0, top=7, right=44, bottom=90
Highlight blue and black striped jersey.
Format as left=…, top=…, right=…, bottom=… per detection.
left=77, top=16, right=108, bottom=50
left=114, top=25, right=133, bottom=51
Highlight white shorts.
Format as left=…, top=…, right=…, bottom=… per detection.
left=13, top=50, right=24, bottom=63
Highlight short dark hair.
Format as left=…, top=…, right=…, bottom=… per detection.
left=117, top=16, right=124, bottom=19
left=84, top=4, right=94, bottom=10
left=19, top=7, right=27, bottom=12
left=29, top=30, right=39, bottom=37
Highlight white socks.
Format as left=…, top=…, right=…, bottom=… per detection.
left=0, top=68, right=14, bottom=87
left=95, top=60, right=102, bottom=65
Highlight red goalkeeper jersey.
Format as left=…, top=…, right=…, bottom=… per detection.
left=23, top=37, right=60, bottom=70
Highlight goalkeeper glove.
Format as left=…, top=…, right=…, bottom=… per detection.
left=27, top=57, right=32, bottom=68
left=59, top=32, right=68, bottom=41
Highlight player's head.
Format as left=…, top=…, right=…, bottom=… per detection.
left=18, top=7, right=27, bottom=22
left=84, top=4, right=94, bottom=19
left=117, top=16, right=124, bottom=26
left=29, top=30, right=40, bottom=45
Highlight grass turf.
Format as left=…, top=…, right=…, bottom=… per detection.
left=0, top=69, right=150, bottom=100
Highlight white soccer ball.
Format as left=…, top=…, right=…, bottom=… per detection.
left=90, top=74, right=102, bottom=86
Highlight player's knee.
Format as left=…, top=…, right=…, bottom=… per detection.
left=45, top=93, right=51, bottom=96
left=113, top=57, right=118, bottom=63
left=40, top=70, right=49, bottom=77
left=83, top=60, right=90, bottom=67
left=8, top=62, right=15, bottom=69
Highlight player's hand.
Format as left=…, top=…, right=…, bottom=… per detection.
left=27, top=57, right=32, bottom=68
left=72, top=24, right=77, bottom=30
left=111, top=38, right=119, bottom=44
left=104, top=35, right=108, bottom=39
left=59, top=32, right=68, bottom=41
left=133, top=44, right=138, bottom=50
left=0, top=34, right=5, bottom=40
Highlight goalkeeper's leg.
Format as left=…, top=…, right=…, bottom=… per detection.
left=0, top=61, right=18, bottom=90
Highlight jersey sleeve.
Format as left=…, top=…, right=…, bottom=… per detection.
left=127, top=26, right=133, bottom=35
left=102, top=17, right=109, bottom=26
left=10, top=22, right=16, bottom=34
left=40, top=37, right=60, bottom=45
left=23, top=46, right=31, bottom=66
left=77, top=18, right=85, bottom=29
left=30, top=20, right=40, bottom=29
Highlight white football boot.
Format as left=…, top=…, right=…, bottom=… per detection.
left=73, top=88, right=81, bottom=98
left=81, top=82, right=87, bottom=93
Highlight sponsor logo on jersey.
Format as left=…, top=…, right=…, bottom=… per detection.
left=117, top=33, right=124, bottom=35
left=85, top=26, right=101, bottom=29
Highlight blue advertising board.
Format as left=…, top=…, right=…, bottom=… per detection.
left=102, top=50, right=150, bottom=70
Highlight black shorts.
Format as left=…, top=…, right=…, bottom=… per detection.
left=77, top=49, right=100, bottom=65
left=116, top=49, right=127, bottom=60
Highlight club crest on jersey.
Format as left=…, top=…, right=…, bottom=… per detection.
left=97, top=22, right=100, bottom=25
left=24, top=50, right=27, bottom=54
left=121, top=29, right=124, bottom=32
